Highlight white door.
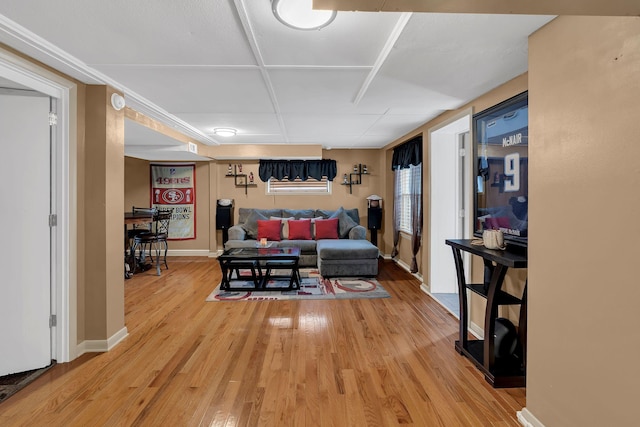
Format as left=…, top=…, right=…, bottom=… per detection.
left=0, top=90, right=52, bottom=376
left=429, top=116, right=471, bottom=294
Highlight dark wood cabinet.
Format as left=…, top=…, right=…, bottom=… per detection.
left=445, top=239, right=527, bottom=388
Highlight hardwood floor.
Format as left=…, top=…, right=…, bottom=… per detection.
left=0, top=258, right=525, bottom=426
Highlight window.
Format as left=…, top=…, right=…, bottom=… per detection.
left=267, top=176, right=332, bottom=195
left=395, top=164, right=422, bottom=233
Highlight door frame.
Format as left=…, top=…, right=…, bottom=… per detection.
left=0, top=49, right=75, bottom=363
left=427, top=110, right=473, bottom=293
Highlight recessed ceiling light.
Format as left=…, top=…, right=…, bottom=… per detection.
left=272, top=0, right=337, bottom=31
left=213, top=128, right=237, bottom=137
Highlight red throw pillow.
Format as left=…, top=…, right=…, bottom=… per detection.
left=257, top=219, right=281, bottom=241
left=314, top=218, right=339, bottom=240
left=288, top=219, right=312, bottom=240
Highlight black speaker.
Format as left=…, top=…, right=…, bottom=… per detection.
left=367, top=207, right=382, bottom=230
left=216, top=205, right=234, bottom=230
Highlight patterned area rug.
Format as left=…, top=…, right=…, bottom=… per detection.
left=206, top=269, right=390, bottom=302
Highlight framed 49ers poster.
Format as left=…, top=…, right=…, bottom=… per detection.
left=150, top=163, right=196, bottom=240
left=473, top=92, right=528, bottom=247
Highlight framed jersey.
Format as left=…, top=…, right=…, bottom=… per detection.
left=473, top=92, right=528, bottom=247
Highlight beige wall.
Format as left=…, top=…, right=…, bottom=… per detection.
left=83, top=85, right=125, bottom=340
left=215, top=149, right=379, bottom=215
left=382, top=76, right=529, bottom=319
left=124, top=158, right=212, bottom=253
left=124, top=149, right=382, bottom=253
left=526, top=15, right=640, bottom=426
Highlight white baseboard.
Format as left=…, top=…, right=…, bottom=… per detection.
left=394, top=258, right=423, bottom=282
left=76, top=327, right=128, bottom=355
left=517, top=408, right=545, bottom=427
left=166, top=249, right=210, bottom=257
left=208, top=250, right=223, bottom=258
left=469, top=321, right=483, bottom=339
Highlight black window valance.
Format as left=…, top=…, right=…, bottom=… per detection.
left=258, top=159, right=337, bottom=182
left=391, top=135, right=423, bottom=170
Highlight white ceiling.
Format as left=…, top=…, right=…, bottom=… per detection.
left=0, top=0, right=554, bottom=158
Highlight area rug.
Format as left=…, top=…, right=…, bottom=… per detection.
left=206, top=268, right=390, bottom=302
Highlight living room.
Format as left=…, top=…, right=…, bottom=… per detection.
left=0, top=2, right=639, bottom=426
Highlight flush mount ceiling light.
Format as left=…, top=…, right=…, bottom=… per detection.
left=213, top=128, right=237, bottom=137
left=272, top=0, right=337, bottom=31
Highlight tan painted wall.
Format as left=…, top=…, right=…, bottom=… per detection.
left=124, top=149, right=381, bottom=253
left=124, top=158, right=212, bottom=252
left=526, top=15, right=640, bottom=426
left=84, top=85, right=125, bottom=340
left=382, top=76, right=529, bottom=322
left=212, top=149, right=382, bottom=251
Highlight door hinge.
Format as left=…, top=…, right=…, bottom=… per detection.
left=459, top=148, right=466, bottom=157
left=49, top=112, right=58, bottom=126
left=49, top=315, right=57, bottom=328
left=459, top=209, right=465, bottom=218
left=49, top=214, right=57, bottom=227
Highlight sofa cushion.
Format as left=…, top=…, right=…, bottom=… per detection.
left=310, top=216, right=324, bottom=239
left=316, top=239, right=379, bottom=260
left=257, top=219, right=282, bottom=241
left=241, top=210, right=268, bottom=239
left=329, top=207, right=358, bottom=238
left=288, top=219, right=312, bottom=240
left=315, top=218, right=339, bottom=239
left=315, top=208, right=360, bottom=224
left=238, top=208, right=282, bottom=225
left=276, top=239, right=317, bottom=253
left=270, top=216, right=294, bottom=238
left=283, top=209, right=315, bottom=219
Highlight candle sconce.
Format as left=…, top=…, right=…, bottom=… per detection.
left=341, top=163, right=368, bottom=194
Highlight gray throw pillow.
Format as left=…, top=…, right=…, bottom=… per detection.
left=241, top=210, right=268, bottom=239
left=330, top=207, right=358, bottom=238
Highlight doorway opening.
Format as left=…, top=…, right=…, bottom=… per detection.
left=427, top=113, right=472, bottom=317
left=0, top=50, right=73, bottom=373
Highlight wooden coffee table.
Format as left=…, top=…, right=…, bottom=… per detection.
left=218, top=247, right=301, bottom=291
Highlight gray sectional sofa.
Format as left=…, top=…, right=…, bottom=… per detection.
left=224, top=207, right=379, bottom=277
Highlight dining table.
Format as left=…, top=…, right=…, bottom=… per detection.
left=124, top=211, right=154, bottom=278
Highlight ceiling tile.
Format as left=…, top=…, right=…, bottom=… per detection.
left=178, top=113, right=283, bottom=136
left=247, top=2, right=401, bottom=66
left=97, top=66, right=275, bottom=114
left=282, top=113, right=381, bottom=138
left=0, top=0, right=256, bottom=65
left=269, top=68, right=386, bottom=114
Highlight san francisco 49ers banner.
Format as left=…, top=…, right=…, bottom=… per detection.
left=150, top=163, right=196, bottom=240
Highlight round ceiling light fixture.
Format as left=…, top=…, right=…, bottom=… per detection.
left=272, top=0, right=337, bottom=31
left=213, top=128, right=237, bottom=137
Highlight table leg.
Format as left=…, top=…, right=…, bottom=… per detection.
left=219, top=260, right=230, bottom=290
left=154, top=242, right=162, bottom=276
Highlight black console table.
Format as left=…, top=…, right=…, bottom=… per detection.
left=445, top=239, right=527, bottom=388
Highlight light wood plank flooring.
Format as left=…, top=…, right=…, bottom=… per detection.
left=0, top=258, right=525, bottom=426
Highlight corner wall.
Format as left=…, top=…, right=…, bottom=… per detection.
left=525, top=15, right=640, bottom=426
left=382, top=75, right=528, bottom=315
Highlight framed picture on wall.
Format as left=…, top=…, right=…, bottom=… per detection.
left=473, top=91, right=528, bottom=247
